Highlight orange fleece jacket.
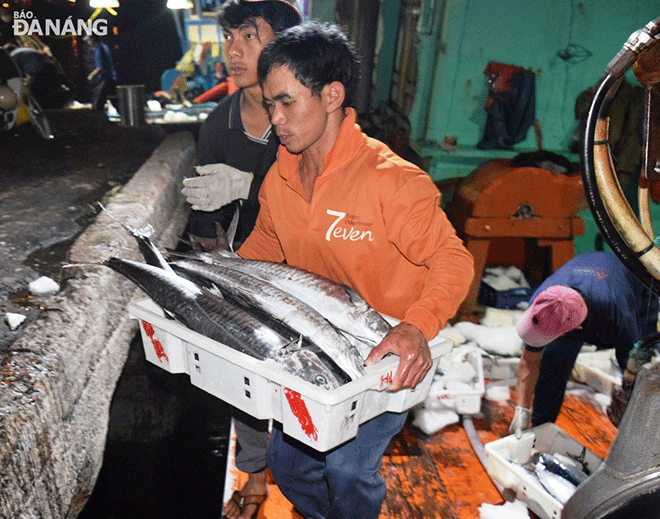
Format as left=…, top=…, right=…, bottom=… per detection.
left=238, top=108, right=474, bottom=340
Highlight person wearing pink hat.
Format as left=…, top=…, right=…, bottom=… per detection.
left=180, top=2, right=300, bottom=519
left=510, top=251, right=659, bottom=438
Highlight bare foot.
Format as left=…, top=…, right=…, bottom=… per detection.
left=223, top=470, right=268, bottom=519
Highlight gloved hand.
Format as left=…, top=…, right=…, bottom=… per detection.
left=509, top=406, right=531, bottom=439
left=182, top=164, right=253, bottom=212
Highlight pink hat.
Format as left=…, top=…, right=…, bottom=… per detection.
left=516, top=286, right=587, bottom=347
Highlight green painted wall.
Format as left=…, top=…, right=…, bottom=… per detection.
left=405, top=0, right=657, bottom=180
left=308, top=0, right=336, bottom=23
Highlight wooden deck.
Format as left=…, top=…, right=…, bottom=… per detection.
left=231, top=386, right=617, bottom=519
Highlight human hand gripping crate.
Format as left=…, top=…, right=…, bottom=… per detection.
left=571, top=348, right=622, bottom=396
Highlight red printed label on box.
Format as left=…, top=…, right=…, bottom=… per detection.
left=380, top=371, right=393, bottom=388
left=141, top=320, right=169, bottom=363
left=284, top=388, right=318, bottom=441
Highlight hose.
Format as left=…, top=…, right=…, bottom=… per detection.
left=461, top=414, right=516, bottom=502
left=580, top=17, right=660, bottom=295
left=580, top=74, right=657, bottom=290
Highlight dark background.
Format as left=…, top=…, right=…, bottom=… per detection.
left=13, top=0, right=184, bottom=100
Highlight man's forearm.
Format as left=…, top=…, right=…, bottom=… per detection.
left=516, top=348, right=542, bottom=408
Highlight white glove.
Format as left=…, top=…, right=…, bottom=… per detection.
left=509, top=406, right=531, bottom=439
left=182, top=164, right=253, bottom=212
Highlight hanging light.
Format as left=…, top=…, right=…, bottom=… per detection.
left=167, top=0, right=193, bottom=8
left=89, top=0, right=119, bottom=7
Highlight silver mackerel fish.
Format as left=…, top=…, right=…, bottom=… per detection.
left=104, top=257, right=341, bottom=390
left=179, top=251, right=393, bottom=351
left=171, top=258, right=366, bottom=380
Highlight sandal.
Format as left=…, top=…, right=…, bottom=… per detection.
left=226, top=490, right=268, bottom=519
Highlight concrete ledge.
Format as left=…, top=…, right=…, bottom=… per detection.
left=0, top=131, right=195, bottom=519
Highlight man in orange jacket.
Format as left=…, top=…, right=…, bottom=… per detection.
left=237, top=21, right=474, bottom=518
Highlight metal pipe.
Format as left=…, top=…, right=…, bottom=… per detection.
left=353, top=0, right=380, bottom=115
left=396, top=8, right=415, bottom=110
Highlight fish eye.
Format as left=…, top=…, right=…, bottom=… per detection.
left=315, top=375, right=327, bottom=386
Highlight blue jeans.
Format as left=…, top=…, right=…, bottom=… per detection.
left=266, top=411, right=408, bottom=519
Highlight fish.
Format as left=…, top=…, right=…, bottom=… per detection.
left=521, top=451, right=589, bottom=505
left=533, top=461, right=577, bottom=504
left=100, top=208, right=351, bottom=387
left=105, top=257, right=346, bottom=389
left=276, top=346, right=343, bottom=390
left=99, top=203, right=175, bottom=274
left=531, top=452, right=588, bottom=486
left=170, top=258, right=366, bottom=380
left=173, top=250, right=393, bottom=347
left=337, top=328, right=376, bottom=361
left=105, top=257, right=288, bottom=359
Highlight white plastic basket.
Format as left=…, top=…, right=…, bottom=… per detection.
left=128, top=297, right=452, bottom=452
left=485, top=423, right=603, bottom=519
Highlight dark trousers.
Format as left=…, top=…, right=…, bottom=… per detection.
left=531, top=334, right=585, bottom=426
left=91, top=79, right=115, bottom=111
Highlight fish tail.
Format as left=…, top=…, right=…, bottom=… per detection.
left=99, top=203, right=174, bottom=273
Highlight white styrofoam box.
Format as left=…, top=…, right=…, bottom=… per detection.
left=482, top=355, right=520, bottom=380
left=422, top=345, right=485, bottom=414
left=485, top=423, right=603, bottom=519
left=572, top=349, right=621, bottom=396
left=128, top=297, right=452, bottom=452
